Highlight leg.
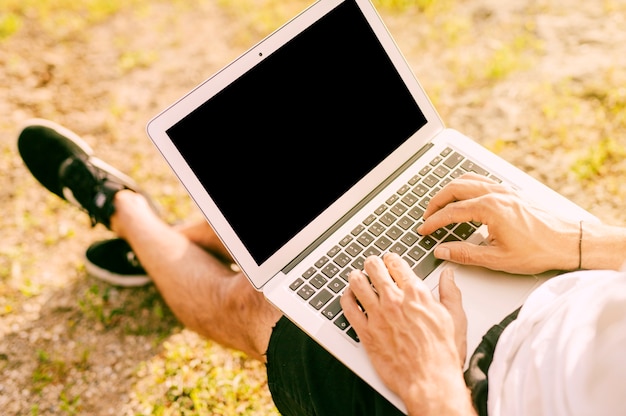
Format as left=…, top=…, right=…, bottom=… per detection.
left=173, top=219, right=235, bottom=265
left=17, top=120, right=281, bottom=361
left=111, top=190, right=282, bottom=362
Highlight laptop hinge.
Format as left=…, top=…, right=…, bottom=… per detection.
left=282, top=141, right=435, bottom=273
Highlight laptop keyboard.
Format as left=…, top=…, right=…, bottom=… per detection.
left=289, top=147, right=501, bottom=343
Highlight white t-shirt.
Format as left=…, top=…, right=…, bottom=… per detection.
left=487, top=268, right=626, bottom=416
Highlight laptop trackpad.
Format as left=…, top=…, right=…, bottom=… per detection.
left=434, top=264, right=548, bottom=361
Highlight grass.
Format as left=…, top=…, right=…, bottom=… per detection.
left=2, top=0, right=626, bottom=414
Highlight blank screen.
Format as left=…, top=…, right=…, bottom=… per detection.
left=166, top=0, right=427, bottom=264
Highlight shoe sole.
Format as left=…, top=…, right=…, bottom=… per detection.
left=20, top=118, right=95, bottom=155
left=84, top=256, right=152, bottom=287
left=19, top=118, right=160, bottom=215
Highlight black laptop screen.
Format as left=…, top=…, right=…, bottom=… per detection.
left=166, top=0, right=427, bottom=264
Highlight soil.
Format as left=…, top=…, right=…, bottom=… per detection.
left=1, top=0, right=626, bottom=415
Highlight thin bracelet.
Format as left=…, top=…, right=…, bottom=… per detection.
left=578, top=220, right=583, bottom=270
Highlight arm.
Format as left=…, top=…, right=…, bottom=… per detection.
left=579, top=222, right=626, bottom=270
left=417, top=173, right=626, bottom=274
left=341, top=254, right=476, bottom=416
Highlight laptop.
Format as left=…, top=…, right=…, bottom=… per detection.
left=146, top=0, right=597, bottom=412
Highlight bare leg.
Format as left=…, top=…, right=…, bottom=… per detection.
left=109, top=190, right=282, bottom=362
left=173, top=220, right=235, bottom=265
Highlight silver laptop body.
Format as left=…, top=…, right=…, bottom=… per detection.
left=146, top=0, right=596, bottom=412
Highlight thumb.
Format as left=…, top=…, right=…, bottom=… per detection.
left=434, top=241, right=490, bottom=268
left=438, top=268, right=467, bottom=365
left=438, top=268, right=463, bottom=317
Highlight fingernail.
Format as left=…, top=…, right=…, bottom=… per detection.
left=416, top=225, right=424, bottom=235
left=435, top=246, right=450, bottom=260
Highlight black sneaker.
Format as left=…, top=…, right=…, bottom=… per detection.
left=17, top=118, right=156, bottom=228
left=85, top=238, right=151, bottom=287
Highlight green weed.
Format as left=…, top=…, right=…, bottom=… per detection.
left=572, top=137, right=626, bottom=181
left=0, top=12, right=21, bottom=40
left=1, top=0, right=157, bottom=43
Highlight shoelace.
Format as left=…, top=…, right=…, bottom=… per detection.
left=60, top=157, right=117, bottom=227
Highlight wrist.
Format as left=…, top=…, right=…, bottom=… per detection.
left=579, top=222, right=626, bottom=270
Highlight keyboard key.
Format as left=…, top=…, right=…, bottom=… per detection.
left=310, top=274, right=327, bottom=289
left=412, top=184, right=428, bottom=197
left=297, top=285, right=315, bottom=300
left=453, top=222, right=477, bottom=240
left=333, top=253, right=351, bottom=267
left=321, top=296, right=343, bottom=320
left=368, top=222, right=385, bottom=236
left=407, top=206, right=424, bottom=220
left=412, top=251, right=443, bottom=280
left=379, top=212, right=396, bottom=226
left=390, top=202, right=407, bottom=216
left=363, top=246, right=382, bottom=258
left=315, top=256, right=329, bottom=268
left=290, top=278, right=305, bottom=291
left=357, top=232, right=375, bottom=246
left=327, top=245, right=341, bottom=257
left=422, top=174, right=439, bottom=188
left=334, top=313, right=350, bottom=330
left=321, top=264, right=340, bottom=278
left=389, top=242, right=408, bottom=255
left=309, top=289, right=333, bottom=310
left=401, top=193, right=418, bottom=207
left=351, top=223, right=365, bottom=235
left=397, top=216, right=415, bottom=230
left=407, top=246, right=426, bottom=262
left=418, top=235, right=437, bottom=250
left=339, top=235, right=353, bottom=246
left=385, top=225, right=403, bottom=240
left=328, top=278, right=346, bottom=293
left=431, top=227, right=448, bottom=240
left=401, top=231, right=419, bottom=246
left=345, top=242, right=363, bottom=257
left=302, top=267, right=316, bottom=279
left=375, top=236, right=393, bottom=250
left=444, top=152, right=464, bottom=168
left=351, top=257, right=365, bottom=270
left=461, top=160, right=489, bottom=176
left=346, top=327, right=360, bottom=342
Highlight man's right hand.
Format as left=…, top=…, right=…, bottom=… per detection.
left=416, top=173, right=581, bottom=274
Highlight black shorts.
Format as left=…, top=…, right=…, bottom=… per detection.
left=265, top=316, right=403, bottom=416
left=266, top=309, right=519, bottom=416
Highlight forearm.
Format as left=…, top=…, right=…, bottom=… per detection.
left=581, top=222, right=626, bottom=270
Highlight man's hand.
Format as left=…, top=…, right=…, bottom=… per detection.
left=417, top=173, right=581, bottom=274
left=341, top=253, right=474, bottom=416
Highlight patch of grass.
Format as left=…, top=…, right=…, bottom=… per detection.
left=572, top=136, right=626, bottom=181
left=0, top=12, right=21, bottom=40
left=32, top=349, right=70, bottom=393
left=77, top=282, right=180, bottom=340
left=118, top=50, right=159, bottom=74
left=2, top=0, right=151, bottom=38
left=131, top=332, right=279, bottom=415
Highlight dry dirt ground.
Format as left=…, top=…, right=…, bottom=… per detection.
left=1, top=0, right=626, bottom=415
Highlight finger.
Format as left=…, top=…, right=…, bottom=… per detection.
left=362, top=255, right=398, bottom=297
left=418, top=197, right=490, bottom=236
left=433, top=240, right=509, bottom=271
left=422, top=173, right=506, bottom=220
left=438, top=268, right=468, bottom=365
left=382, top=252, right=425, bottom=292
left=438, top=268, right=464, bottom=318
left=347, top=268, right=380, bottom=312
left=340, top=287, right=368, bottom=329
